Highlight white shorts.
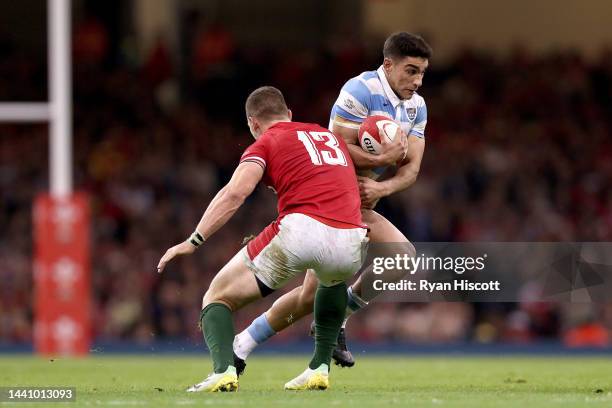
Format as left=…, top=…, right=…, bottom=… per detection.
left=242, top=213, right=368, bottom=289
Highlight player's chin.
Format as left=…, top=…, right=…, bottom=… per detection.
left=401, top=90, right=415, bottom=99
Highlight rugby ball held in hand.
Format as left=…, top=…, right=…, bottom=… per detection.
left=358, top=115, right=400, bottom=155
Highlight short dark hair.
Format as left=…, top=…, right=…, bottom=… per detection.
left=383, top=32, right=432, bottom=60
left=245, top=86, right=289, bottom=121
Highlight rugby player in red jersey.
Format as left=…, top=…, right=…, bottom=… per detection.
left=157, top=86, right=368, bottom=391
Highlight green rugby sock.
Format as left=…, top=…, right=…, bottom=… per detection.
left=309, top=282, right=348, bottom=369
left=200, top=303, right=235, bottom=373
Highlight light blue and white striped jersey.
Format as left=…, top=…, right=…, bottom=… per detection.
left=329, top=66, right=427, bottom=138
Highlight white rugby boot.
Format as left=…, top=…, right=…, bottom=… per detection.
left=186, top=366, right=238, bottom=392
left=284, top=364, right=329, bottom=390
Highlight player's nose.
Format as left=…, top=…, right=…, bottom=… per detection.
left=412, top=75, right=422, bottom=88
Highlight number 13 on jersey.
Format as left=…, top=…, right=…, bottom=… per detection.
left=297, top=131, right=348, bottom=166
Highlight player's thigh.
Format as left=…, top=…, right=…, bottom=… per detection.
left=362, top=209, right=407, bottom=243
left=362, top=209, right=415, bottom=256
left=202, top=251, right=262, bottom=311
left=357, top=209, right=416, bottom=286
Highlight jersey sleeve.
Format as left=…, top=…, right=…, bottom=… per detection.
left=331, top=78, right=371, bottom=124
left=409, top=100, right=427, bottom=138
left=240, top=138, right=268, bottom=170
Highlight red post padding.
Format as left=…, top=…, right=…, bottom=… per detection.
left=33, top=193, right=90, bottom=355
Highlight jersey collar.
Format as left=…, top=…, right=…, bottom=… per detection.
left=377, top=65, right=401, bottom=108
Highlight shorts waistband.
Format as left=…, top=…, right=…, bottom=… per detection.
left=301, top=213, right=367, bottom=230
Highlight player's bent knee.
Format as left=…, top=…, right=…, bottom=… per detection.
left=202, top=295, right=236, bottom=312
left=202, top=288, right=238, bottom=311
left=296, top=270, right=318, bottom=312
left=402, top=241, right=416, bottom=258
left=297, top=285, right=316, bottom=313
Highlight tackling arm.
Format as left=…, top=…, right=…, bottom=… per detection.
left=194, top=162, right=264, bottom=239
left=157, top=162, right=263, bottom=273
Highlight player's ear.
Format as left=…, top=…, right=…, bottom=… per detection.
left=287, top=109, right=293, bottom=121
left=253, top=118, right=262, bottom=131
left=383, top=57, right=393, bottom=73
left=247, top=116, right=260, bottom=138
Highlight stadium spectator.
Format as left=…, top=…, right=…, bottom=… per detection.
left=2, top=31, right=612, bottom=347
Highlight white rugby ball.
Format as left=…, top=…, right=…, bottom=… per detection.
left=357, top=115, right=400, bottom=179
left=358, top=115, right=400, bottom=156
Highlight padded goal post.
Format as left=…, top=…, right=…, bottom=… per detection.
left=0, top=0, right=91, bottom=355
left=33, top=193, right=91, bottom=355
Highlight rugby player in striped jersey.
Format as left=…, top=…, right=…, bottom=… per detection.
left=234, top=32, right=431, bottom=373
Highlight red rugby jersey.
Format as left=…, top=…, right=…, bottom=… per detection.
left=240, top=122, right=364, bottom=228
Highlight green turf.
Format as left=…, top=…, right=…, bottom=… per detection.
left=1, top=355, right=611, bottom=407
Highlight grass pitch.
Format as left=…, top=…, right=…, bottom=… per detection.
left=1, top=355, right=611, bottom=407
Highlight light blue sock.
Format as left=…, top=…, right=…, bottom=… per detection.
left=246, top=313, right=276, bottom=344
left=342, top=286, right=369, bottom=328
left=346, top=286, right=368, bottom=313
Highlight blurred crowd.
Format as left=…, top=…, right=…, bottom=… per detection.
left=2, top=18, right=612, bottom=348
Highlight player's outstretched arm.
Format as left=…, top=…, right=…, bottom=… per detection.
left=332, top=118, right=406, bottom=169
left=157, top=162, right=263, bottom=273
left=192, top=162, right=264, bottom=240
